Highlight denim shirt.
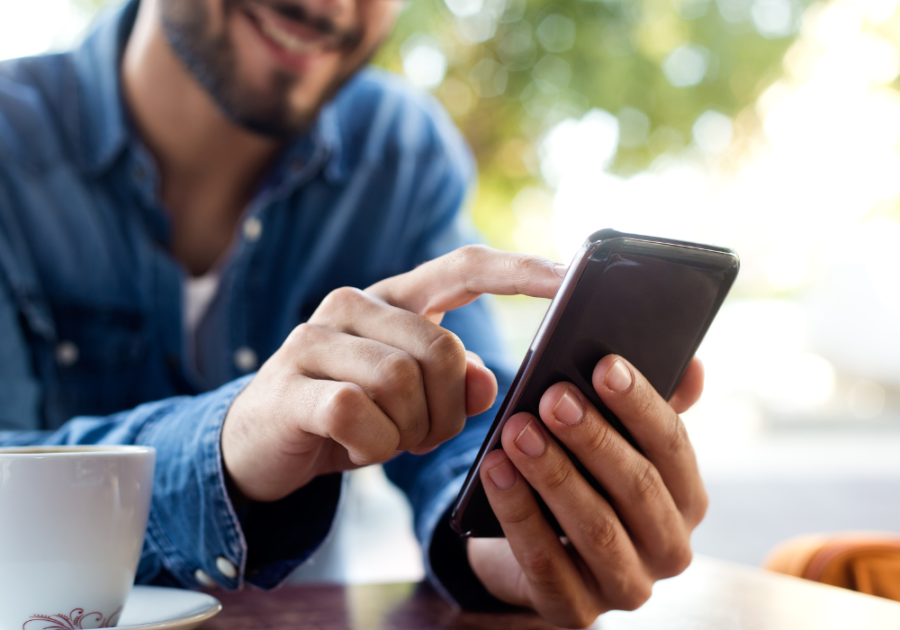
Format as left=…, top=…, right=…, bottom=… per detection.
left=0, top=1, right=514, bottom=598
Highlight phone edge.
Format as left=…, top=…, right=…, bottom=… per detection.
left=448, top=230, right=740, bottom=536
left=448, top=237, right=599, bottom=536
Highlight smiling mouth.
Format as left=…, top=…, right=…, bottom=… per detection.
left=243, top=1, right=337, bottom=57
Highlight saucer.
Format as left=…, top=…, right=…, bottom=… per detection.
left=116, top=586, right=222, bottom=629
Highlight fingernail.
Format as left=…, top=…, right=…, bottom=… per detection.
left=553, top=388, right=584, bottom=426
left=515, top=420, right=546, bottom=458
left=553, top=264, right=568, bottom=278
left=604, top=359, right=634, bottom=393
left=488, top=460, right=516, bottom=489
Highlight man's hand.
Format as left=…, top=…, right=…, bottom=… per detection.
left=222, top=245, right=566, bottom=502
left=468, top=356, right=707, bottom=629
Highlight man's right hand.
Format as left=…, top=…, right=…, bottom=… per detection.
left=221, top=245, right=567, bottom=503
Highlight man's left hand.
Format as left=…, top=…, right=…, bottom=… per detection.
left=468, top=355, right=707, bottom=629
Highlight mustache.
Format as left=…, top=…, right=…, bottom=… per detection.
left=271, top=2, right=333, bottom=34
left=230, top=0, right=363, bottom=47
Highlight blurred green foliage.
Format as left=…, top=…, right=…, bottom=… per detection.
left=374, top=0, right=808, bottom=251
left=75, top=0, right=808, bottom=253
left=72, top=0, right=114, bottom=12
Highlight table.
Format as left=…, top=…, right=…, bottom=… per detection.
left=204, top=556, right=900, bottom=629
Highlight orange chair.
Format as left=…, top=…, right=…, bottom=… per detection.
left=765, top=534, right=900, bottom=602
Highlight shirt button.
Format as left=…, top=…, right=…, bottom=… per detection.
left=55, top=341, right=79, bottom=367
left=243, top=217, right=263, bottom=242
left=194, top=569, right=218, bottom=588
left=234, top=347, right=258, bottom=372
left=216, top=556, right=238, bottom=579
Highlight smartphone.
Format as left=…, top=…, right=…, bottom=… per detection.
left=450, top=229, right=739, bottom=537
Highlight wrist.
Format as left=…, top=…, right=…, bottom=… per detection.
left=223, top=463, right=250, bottom=512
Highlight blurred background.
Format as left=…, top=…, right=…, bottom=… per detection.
left=4, top=0, right=899, bottom=584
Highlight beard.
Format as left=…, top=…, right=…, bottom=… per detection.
left=160, top=0, right=362, bottom=139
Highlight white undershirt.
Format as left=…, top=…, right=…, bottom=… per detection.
left=184, top=271, right=221, bottom=373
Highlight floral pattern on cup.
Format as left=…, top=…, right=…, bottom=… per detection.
left=22, top=607, right=122, bottom=630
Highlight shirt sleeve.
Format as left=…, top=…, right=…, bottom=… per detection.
left=0, top=269, right=341, bottom=592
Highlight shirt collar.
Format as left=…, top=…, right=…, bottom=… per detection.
left=71, top=0, right=347, bottom=185
left=69, top=0, right=136, bottom=175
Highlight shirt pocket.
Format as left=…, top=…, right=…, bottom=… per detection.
left=47, top=302, right=149, bottom=421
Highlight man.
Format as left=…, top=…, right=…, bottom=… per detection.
left=0, top=0, right=707, bottom=625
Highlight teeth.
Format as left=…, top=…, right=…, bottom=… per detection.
left=257, top=14, right=319, bottom=54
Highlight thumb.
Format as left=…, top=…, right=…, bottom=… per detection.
left=465, top=351, right=498, bottom=417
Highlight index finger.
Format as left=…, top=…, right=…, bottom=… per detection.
left=366, top=245, right=566, bottom=323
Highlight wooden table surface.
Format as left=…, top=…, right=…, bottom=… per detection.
left=204, top=556, right=900, bottom=629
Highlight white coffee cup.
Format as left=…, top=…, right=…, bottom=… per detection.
left=0, top=446, right=155, bottom=630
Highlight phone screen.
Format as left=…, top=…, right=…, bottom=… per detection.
left=450, top=231, right=739, bottom=537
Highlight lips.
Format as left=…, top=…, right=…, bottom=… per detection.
left=242, top=2, right=336, bottom=66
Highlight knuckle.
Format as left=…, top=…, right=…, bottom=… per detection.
left=541, top=457, right=573, bottom=493
left=631, top=460, right=663, bottom=506
left=666, top=415, right=690, bottom=454
left=321, top=286, right=366, bottom=315
left=374, top=351, right=421, bottom=401
left=632, top=384, right=658, bottom=421
left=322, top=384, right=398, bottom=464
left=497, top=496, right=540, bottom=526
left=682, top=483, right=710, bottom=529
left=580, top=512, right=619, bottom=555
left=694, top=485, right=710, bottom=523
left=286, top=322, right=317, bottom=350
left=454, top=243, right=488, bottom=263
left=325, top=383, right=369, bottom=430
left=506, top=252, right=534, bottom=277
left=520, top=548, right=564, bottom=591
left=616, top=579, right=652, bottom=611
left=660, top=543, right=693, bottom=579
left=427, top=330, right=467, bottom=376
left=585, top=418, right=618, bottom=457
